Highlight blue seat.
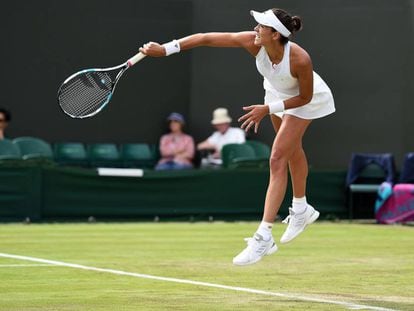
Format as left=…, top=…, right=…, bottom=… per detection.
left=120, top=143, right=155, bottom=168
left=12, top=137, right=53, bottom=160
left=221, top=143, right=262, bottom=169
left=54, top=142, right=88, bottom=167
left=346, top=153, right=396, bottom=219
left=88, top=143, right=121, bottom=168
left=399, top=153, right=414, bottom=183
left=0, top=139, right=21, bottom=161
left=346, top=153, right=395, bottom=187
left=245, top=140, right=271, bottom=159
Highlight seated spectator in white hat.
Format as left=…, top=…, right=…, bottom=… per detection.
left=197, top=108, right=245, bottom=165
left=155, top=112, right=195, bottom=170
left=0, top=108, right=11, bottom=140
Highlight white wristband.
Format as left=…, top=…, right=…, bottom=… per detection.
left=267, top=100, right=285, bottom=114
left=163, top=40, right=180, bottom=56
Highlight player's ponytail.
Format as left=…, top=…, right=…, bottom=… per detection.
left=291, top=16, right=303, bottom=33
left=271, top=8, right=303, bottom=43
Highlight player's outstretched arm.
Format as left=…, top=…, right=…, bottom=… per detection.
left=139, top=32, right=258, bottom=57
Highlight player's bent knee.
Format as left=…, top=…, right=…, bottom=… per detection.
left=269, top=152, right=289, bottom=173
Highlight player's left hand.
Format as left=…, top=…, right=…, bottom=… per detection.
left=139, top=42, right=165, bottom=57
left=238, top=105, right=269, bottom=133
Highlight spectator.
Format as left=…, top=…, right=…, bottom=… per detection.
left=198, top=107, right=245, bottom=165
left=155, top=112, right=195, bottom=170
left=0, top=108, right=11, bottom=140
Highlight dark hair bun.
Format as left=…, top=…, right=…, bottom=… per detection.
left=291, top=16, right=303, bottom=33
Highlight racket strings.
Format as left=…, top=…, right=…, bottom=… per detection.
left=59, top=71, right=115, bottom=117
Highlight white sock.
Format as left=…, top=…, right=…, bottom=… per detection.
left=292, top=196, right=307, bottom=214
left=256, top=221, right=273, bottom=240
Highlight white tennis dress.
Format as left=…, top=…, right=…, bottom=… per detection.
left=256, top=41, right=335, bottom=119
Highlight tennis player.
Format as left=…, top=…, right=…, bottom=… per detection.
left=140, top=8, right=335, bottom=265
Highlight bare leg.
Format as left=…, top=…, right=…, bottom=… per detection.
left=288, top=147, right=308, bottom=198
left=270, top=115, right=310, bottom=200
left=262, top=115, right=312, bottom=223
left=233, top=115, right=312, bottom=265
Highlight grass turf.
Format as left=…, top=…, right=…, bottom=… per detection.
left=0, top=222, right=413, bottom=310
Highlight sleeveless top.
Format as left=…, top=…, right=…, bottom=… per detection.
left=255, top=41, right=335, bottom=120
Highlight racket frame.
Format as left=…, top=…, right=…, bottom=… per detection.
left=58, top=52, right=146, bottom=119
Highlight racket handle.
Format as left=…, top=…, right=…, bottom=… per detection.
left=127, top=52, right=146, bottom=67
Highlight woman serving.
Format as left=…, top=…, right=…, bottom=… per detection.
left=140, top=8, right=335, bottom=266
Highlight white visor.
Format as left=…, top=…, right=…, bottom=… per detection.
left=250, top=10, right=291, bottom=38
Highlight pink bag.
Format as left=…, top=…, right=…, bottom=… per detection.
left=376, top=183, right=414, bottom=224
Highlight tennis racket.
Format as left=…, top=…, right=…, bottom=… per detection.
left=58, top=52, right=146, bottom=118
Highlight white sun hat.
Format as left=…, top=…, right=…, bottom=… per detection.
left=250, top=9, right=291, bottom=38
left=211, top=108, right=232, bottom=125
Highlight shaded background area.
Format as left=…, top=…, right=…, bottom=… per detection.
left=1, top=0, right=413, bottom=169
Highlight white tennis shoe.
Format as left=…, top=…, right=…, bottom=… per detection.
left=280, top=205, right=320, bottom=244
left=232, top=233, right=278, bottom=266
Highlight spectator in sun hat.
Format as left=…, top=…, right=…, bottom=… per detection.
left=197, top=107, right=245, bottom=165
left=155, top=112, right=195, bottom=170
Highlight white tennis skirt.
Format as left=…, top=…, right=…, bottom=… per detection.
left=264, top=79, right=336, bottom=120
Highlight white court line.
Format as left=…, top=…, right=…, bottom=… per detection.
left=0, top=264, right=52, bottom=267
left=0, top=252, right=397, bottom=311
